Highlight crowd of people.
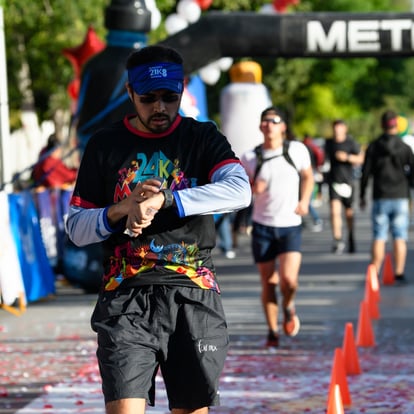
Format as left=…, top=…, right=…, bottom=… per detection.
left=214, top=109, right=414, bottom=351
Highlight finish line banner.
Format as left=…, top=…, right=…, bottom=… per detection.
left=161, top=12, right=414, bottom=74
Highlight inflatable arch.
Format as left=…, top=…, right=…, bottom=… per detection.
left=160, top=11, right=414, bottom=74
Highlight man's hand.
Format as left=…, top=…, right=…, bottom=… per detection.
left=335, top=150, right=349, bottom=163
left=124, top=178, right=165, bottom=237
left=106, top=178, right=165, bottom=237
left=295, top=199, right=309, bottom=216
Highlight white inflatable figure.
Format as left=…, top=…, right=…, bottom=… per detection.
left=0, top=191, right=26, bottom=309
left=220, top=61, right=272, bottom=158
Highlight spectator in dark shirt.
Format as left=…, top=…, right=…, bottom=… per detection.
left=360, top=110, right=414, bottom=283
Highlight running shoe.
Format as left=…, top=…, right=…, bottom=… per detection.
left=332, top=240, right=345, bottom=255
left=395, top=274, right=407, bottom=284
left=225, top=250, right=236, bottom=259
left=283, top=307, right=300, bottom=337
left=266, top=330, right=279, bottom=347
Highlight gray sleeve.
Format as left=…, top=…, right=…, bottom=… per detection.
left=65, top=206, right=113, bottom=247
left=174, top=162, right=252, bottom=217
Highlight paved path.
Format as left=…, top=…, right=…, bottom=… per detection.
left=1, top=197, right=414, bottom=413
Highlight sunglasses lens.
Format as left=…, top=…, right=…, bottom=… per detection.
left=262, top=116, right=282, bottom=124
left=139, top=94, right=180, bottom=104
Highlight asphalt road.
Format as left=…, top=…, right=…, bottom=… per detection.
left=1, top=194, right=413, bottom=413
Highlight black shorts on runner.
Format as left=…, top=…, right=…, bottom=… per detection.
left=328, top=182, right=354, bottom=209
left=252, top=222, right=302, bottom=263
left=91, top=285, right=229, bottom=410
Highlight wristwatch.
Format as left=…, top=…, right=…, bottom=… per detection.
left=161, top=189, right=174, bottom=209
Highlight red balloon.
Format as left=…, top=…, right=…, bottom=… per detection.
left=67, top=78, right=80, bottom=100
left=272, top=0, right=300, bottom=12
left=62, top=26, right=105, bottom=77
left=195, top=0, right=213, bottom=11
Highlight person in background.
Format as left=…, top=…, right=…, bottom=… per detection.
left=32, top=134, right=78, bottom=188
left=303, top=134, right=325, bottom=232
left=360, top=110, right=414, bottom=283
left=65, top=45, right=251, bottom=414
left=241, top=106, right=314, bottom=347
left=215, top=213, right=236, bottom=259
left=325, top=119, right=364, bottom=254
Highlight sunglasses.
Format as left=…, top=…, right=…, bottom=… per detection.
left=138, top=93, right=180, bottom=104
left=261, top=116, right=283, bottom=125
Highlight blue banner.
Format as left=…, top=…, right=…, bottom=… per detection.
left=35, top=189, right=58, bottom=267
left=8, top=191, right=55, bottom=302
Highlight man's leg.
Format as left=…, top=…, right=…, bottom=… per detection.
left=330, top=199, right=343, bottom=240
left=106, top=398, right=146, bottom=414
left=279, top=252, right=301, bottom=310
left=371, top=239, right=386, bottom=274
left=330, top=199, right=346, bottom=253
left=279, top=251, right=301, bottom=336
left=393, top=238, right=407, bottom=276
left=345, top=206, right=355, bottom=253
left=172, top=408, right=209, bottom=414
left=257, top=260, right=279, bottom=334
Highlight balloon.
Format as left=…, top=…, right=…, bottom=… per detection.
left=195, top=0, right=213, bottom=10
left=165, top=13, right=188, bottom=35
left=62, top=26, right=105, bottom=77
left=67, top=78, right=80, bottom=100
left=272, top=0, right=300, bottom=13
left=217, top=57, right=233, bottom=71
left=145, top=0, right=162, bottom=30
left=177, top=0, right=201, bottom=24
left=199, top=64, right=221, bottom=85
left=259, top=4, right=277, bottom=14
left=150, top=7, right=162, bottom=30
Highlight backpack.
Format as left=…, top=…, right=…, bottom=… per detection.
left=253, top=140, right=299, bottom=182
left=304, top=139, right=325, bottom=169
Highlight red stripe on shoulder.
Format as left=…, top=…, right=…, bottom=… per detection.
left=70, top=195, right=99, bottom=209
left=208, top=159, right=241, bottom=181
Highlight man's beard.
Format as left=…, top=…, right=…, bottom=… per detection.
left=137, top=113, right=174, bottom=133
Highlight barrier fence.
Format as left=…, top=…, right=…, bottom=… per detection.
left=0, top=187, right=74, bottom=312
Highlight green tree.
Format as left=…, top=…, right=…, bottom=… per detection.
left=3, top=0, right=107, bottom=129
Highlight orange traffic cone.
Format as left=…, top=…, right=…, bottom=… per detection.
left=366, top=263, right=380, bottom=302
left=356, top=301, right=376, bottom=347
left=328, top=348, right=351, bottom=406
left=382, top=253, right=395, bottom=285
left=365, top=274, right=380, bottom=320
left=342, top=322, right=361, bottom=375
left=327, top=384, right=345, bottom=414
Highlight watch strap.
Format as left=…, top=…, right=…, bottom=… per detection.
left=161, top=189, right=174, bottom=209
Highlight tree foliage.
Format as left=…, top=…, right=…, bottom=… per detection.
left=3, top=0, right=107, bottom=128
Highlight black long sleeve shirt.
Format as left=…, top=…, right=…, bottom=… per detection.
left=360, top=133, right=414, bottom=200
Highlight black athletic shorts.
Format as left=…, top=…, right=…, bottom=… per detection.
left=328, top=182, right=354, bottom=209
left=91, top=285, right=229, bottom=410
left=252, top=222, right=302, bottom=263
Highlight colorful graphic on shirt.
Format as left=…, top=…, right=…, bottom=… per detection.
left=104, top=239, right=219, bottom=292
left=105, top=150, right=216, bottom=291
left=113, top=151, right=196, bottom=203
